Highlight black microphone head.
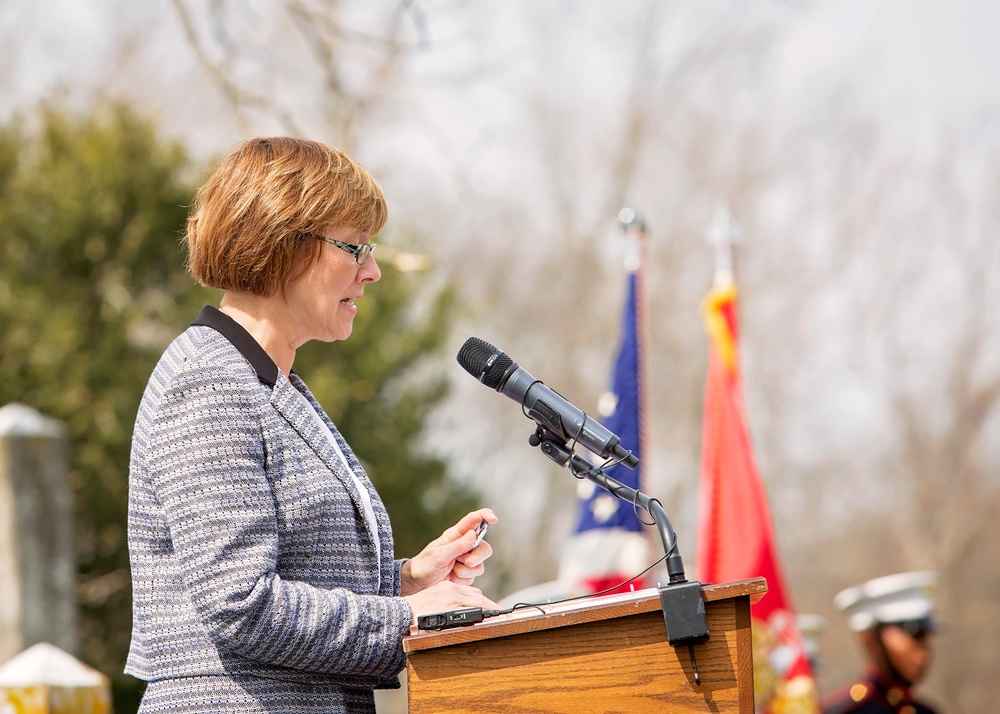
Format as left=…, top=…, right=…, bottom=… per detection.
left=457, top=337, right=514, bottom=390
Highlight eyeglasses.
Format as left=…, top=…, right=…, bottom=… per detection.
left=305, top=233, right=377, bottom=265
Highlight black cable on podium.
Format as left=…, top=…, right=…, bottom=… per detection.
left=527, top=425, right=710, bottom=683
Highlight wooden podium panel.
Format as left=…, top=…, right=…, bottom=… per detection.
left=404, top=578, right=766, bottom=714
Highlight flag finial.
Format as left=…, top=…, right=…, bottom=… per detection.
left=705, top=202, right=742, bottom=287
left=618, top=206, right=646, bottom=273
left=618, top=206, right=646, bottom=232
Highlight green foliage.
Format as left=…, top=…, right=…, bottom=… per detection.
left=0, top=100, right=205, bottom=711
left=0, top=101, right=477, bottom=712
left=0, top=102, right=196, bottom=621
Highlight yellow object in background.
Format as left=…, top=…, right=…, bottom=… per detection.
left=0, top=643, right=110, bottom=714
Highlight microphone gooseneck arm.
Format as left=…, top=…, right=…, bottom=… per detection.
left=530, top=428, right=685, bottom=584
left=530, top=425, right=710, bottom=673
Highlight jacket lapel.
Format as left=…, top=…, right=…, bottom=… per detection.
left=270, top=373, right=386, bottom=584
left=191, top=305, right=389, bottom=589
left=270, top=374, right=367, bottom=510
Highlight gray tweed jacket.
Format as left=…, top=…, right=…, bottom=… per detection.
left=126, top=306, right=412, bottom=690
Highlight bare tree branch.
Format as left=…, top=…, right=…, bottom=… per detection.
left=169, top=0, right=302, bottom=134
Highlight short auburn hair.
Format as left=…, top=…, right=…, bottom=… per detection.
left=185, top=136, right=387, bottom=296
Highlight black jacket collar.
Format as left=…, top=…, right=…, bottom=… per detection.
left=192, top=305, right=279, bottom=387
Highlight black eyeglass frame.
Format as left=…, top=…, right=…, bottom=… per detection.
left=305, top=233, right=377, bottom=265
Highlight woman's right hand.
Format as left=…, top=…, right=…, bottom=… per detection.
left=402, top=580, right=500, bottom=624
left=400, top=508, right=497, bottom=594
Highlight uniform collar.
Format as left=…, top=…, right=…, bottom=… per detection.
left=865, top=665, right=915, bottom=702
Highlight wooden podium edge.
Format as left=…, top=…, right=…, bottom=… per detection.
left=403, top=576, right=767, bottom=654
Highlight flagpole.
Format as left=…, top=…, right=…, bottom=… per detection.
left=618, top=206, right=649, bottom=491
left=557, top=209, right=653, bottom=598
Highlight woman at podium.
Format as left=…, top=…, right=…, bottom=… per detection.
left=125, top=136, right=499, bottom=714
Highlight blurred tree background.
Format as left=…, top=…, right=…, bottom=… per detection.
left=0, top=100, right=478, bottom=712
left=2, top=2, right=1000, bottom=713
left=0, top=101, right=202, bottom=710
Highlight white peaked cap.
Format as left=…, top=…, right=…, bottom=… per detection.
left=834, top=571, right=939, bottom=632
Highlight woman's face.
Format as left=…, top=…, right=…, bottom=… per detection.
left=284, top=225, right=381, bottom=344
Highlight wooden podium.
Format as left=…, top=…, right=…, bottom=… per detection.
left=403, top=577, right=766, bottom=714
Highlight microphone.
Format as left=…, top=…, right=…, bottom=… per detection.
left=456, top=337, right=639, bottom=469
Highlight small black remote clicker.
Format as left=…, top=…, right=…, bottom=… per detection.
left=417, top=607, right=486, bottom=631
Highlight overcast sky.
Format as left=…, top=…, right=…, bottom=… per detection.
left=3, top=1, right=999, bottom=161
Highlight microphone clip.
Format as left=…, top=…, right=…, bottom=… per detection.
left=528, top=426, right=574, bottom=468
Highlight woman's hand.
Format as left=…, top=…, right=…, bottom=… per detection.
left=400, top=508, right=497, bottom=595
left=402, top=580, right=501, bottom=623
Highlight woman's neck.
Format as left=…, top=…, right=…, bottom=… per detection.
left=218, top=291, right=301, bottom=377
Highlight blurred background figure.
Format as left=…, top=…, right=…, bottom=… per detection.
left=822, top=571, right=941, bottom=714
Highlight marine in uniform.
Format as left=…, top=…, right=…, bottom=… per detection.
left=821, top=571, right=942, bottom=714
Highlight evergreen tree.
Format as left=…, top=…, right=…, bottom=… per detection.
left=0, top=100, right=203, bottom=711
left=0, top=101, right=477, bottom=712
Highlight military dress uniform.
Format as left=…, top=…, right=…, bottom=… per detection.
left=822, top=665, right=938, bottom=714
left=822, top=571, right=942, bottom=714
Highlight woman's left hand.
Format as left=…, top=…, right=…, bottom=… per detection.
left=400, top=508, right=497, bottom=595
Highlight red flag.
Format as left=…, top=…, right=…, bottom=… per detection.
left=697, top=283, right=819, bottom=713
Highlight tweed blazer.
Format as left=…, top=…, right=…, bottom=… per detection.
left=126, top=306, right=413, bottom=690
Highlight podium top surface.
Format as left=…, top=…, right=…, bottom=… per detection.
left=404, top=577, right=766, bottom=654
